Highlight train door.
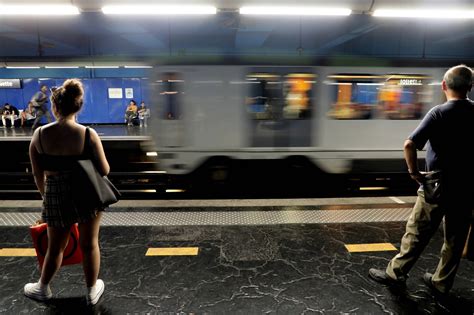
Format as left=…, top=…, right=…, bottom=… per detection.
left=245, top=68, right=315, bottom=147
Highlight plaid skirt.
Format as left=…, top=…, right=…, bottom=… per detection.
left=42, top=173, right=102, bottom=228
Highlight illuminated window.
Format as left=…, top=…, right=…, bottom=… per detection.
left=246, top=73, right=281, bottom=120
left=327, top=74, right=432, bottom=120
left=283, top=73, right=315, bottom=119
left=379, top=74, right=432, bottom=120
left=246, top=72, right=315, bottom=120
left=327, top=74, right=382, bottom=120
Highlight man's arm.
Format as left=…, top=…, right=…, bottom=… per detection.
left=404, top=139, right=424, bottom=184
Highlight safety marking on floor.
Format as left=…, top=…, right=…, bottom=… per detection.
left=0, top=248, right=36, bottom=256
left=345, top=243, right=398, bottom=253
left=389, top=197, right=405, bottom=204
left=0, top=208, right=413, bottom=226
left=146, top=247, right=199, bottom=256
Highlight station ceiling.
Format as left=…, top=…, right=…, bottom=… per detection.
left=0, top=0, right=473, bottom=62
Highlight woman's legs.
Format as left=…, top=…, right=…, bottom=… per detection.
left=78, top=212, right=103, bottom=287
left=40, top=226, right=71, bottom=285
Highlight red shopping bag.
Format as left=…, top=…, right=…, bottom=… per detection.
left=30, top=223, right=83, bottom=267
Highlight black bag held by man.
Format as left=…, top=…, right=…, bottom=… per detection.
left=71, top=128, right=121, bottom=209
left=423, top=170, right=442, bottom=204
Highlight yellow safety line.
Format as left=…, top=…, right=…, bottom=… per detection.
left=146, top=247, right=199, bottom=256
left=345, top=243, right=397, bottom=253
left=0, top=248, right=36, bottom=256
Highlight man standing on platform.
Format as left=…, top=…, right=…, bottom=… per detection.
left=31, top=84, right=52, bottom=130
left=368, top=65, right=474, bottom=295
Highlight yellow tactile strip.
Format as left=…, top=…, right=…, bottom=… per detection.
left=0, top=248, right=36, bottom=256
left=146, top=247, right=199, bottom=256
left=0, top=245, right=395, bottom=256
left=0, top=247, right=200, bottom=257
left=345, top=243, right=397, bottom=253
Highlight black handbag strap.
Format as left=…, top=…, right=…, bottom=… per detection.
left=38, top=127, right=45, bottom=153
left=83, top=127, right=93, bottom=158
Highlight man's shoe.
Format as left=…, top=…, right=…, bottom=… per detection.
left=369, top=268, right=406, bottom=286
left=422, top=273, right=446, bottom=296
left=24, top=282, right=52, bottom=301
left=86, top=279, right=104, bottom=305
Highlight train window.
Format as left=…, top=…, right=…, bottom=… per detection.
left=160, top=73, right=183, bottom=120
left=378, top=75, right=431, bottom=119
left=245, top=73, right=281, bottom=120
left=327, top=74, right=382, bottom=119
left=283, top=73, right=315, bottom=119
left=327, top=74, right=432, bottom=120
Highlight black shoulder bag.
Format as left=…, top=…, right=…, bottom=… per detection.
left=423, top=170, right=442, bottom=204
left=71, top=128, right=121, bottom=209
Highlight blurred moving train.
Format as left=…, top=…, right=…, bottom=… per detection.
left=149, top=65, right=451, bottom=193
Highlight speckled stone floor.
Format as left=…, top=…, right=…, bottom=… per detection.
left=1, top=219, right=473, bottom=314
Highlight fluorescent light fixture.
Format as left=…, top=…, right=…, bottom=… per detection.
left=6, top=66, right=41, bottom=69
left=146, top=152, right=158, bottom=156
left=102, top=5, right=217, bottom=15
left=45, top=66, right=80, bottom=69
left=240, top=6, right=352, bottom=16
left=85, top=66, right=120, bottom=69
left=124, top=65, right=153, bottom=69
left=0, top=4, right=79, bottom=16
left=373, top=9, right=474, bottom=19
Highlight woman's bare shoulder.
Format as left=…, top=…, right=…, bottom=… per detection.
left=87, top=127, right=102, bottom=143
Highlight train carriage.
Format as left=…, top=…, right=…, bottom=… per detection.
left=150, top=65, right=445, bottom=193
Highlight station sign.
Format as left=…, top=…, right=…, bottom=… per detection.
left=0, top=79, right=21, bottom=89
left=398, top=79, right=423, bottom=86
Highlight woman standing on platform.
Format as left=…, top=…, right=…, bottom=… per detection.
left=24, top=79, right=110, bottom=305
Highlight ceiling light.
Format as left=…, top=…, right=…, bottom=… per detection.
left=124, top=65, right=153, bottom=69
left=85, top=66, right=120, bottom=69
left=373, top=9, right=474, bottom=19
left=239, top=6, right=352, bottom=16
left=45, top=66, right=80, bottom=69
left=6, top=66, right=41, bottom=69
left=0, top=5, right=79, bottom=16
left=102, top=5, right=217, bottom=15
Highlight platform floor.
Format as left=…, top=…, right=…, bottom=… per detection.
left=0, top=198, right=472, bottom=314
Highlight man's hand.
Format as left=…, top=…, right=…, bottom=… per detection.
left=410, top=171, right=425, bottom=184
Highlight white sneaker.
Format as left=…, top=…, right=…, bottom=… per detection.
left=86, top=279, right=104, bottom=305
left=24, top=282, right=52, bottom=301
